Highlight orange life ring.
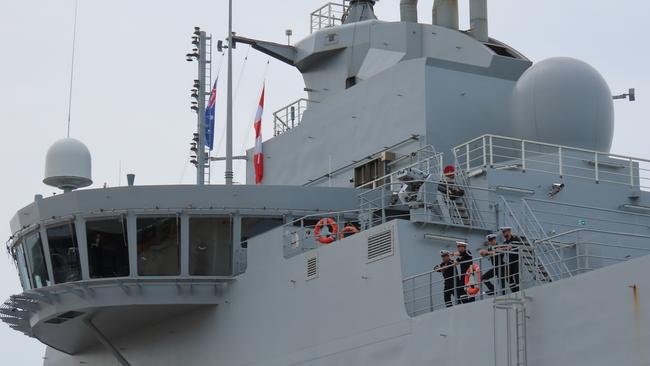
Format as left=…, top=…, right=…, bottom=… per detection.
left=339, top=224, right=360, bottom=240
left=464, top=263, right=481, bottom=297
left=314, top=218, right=338, bottom=244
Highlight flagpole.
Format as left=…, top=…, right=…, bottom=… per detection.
left=225, top=0, right=234, bottom=185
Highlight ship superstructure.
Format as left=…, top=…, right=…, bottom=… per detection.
left=2, top=1, right=649, bottom=365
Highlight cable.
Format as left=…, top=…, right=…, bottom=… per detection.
left=214, top=45, right=251, bottom=156
left=66, top=0, right=79, bottom=137
left=179, top=162, right=189, bottom=184
left=236, top=59, right=270, bottom=173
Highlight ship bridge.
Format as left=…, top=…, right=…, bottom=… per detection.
left=2, top=185, right=358, bottom=355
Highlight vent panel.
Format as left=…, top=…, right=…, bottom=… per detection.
left=306, top=254, right=318, bottom=280
left=367, top=229, right=393, bottom=263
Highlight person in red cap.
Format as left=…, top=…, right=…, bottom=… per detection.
left=437, top=165, right=465, bottom=200
left=437, top=165, right=469, bottom=224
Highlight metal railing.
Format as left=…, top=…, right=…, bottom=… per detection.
left=533, top=228, right=650, bottom=276
left=500, top=197, right=569, bottom=282
left=359, top=180, right=495, bottom=230
left=357, top=146, right=442, bottom=190
left=403, top=235, right=650, bottom=317
left=454, top=134, right=650, bottom=191
left=283, top=210, right=361, bottom=252
left=522, top=197, right=650, bottom=234
left=273, top=98, right=311, bottom=136
left=310, top=1, right=350, bottom=33
left=403, top=251, right=528, bottom=317
left=357, top=144, right=491, bottom=230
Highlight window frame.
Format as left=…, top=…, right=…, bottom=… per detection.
left=45, top=221, right=83, bottom=284
left=22, top=230, right=51, bottom=289
left=85, top=216, right=130, bottom=279
left=188, top=215, right=234, bottom=277
left=13, top=240, right=32, bottom=291
left=135, top=215, right=182, bottom=277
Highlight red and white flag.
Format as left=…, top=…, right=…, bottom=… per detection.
left=254, top=86, right=265, bottom=184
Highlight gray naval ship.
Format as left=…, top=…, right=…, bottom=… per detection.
left=2, top=1, right=649, bottom=365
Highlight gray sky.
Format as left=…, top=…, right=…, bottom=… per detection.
left=0, top=0, right=648, bottom=363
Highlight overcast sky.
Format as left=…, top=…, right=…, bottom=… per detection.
left=0, top=0, right=649, bottom=364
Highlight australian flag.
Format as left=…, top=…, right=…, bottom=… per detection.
left=205, top=79, right=217, bottom=150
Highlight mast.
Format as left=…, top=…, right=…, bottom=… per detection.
left=196, top=30, right=208, bottom=185
left=187, top=28, right=211, bottom=185
left=225, top=0, right=234, bottom=185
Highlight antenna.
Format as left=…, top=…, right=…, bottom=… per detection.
left=66, top=0, right=79, bottom=138
left=613, top=88, right=636, bottom=102
left=225, top=0, right=234, bottom=185
left=285, top=29, right=293, bottom=45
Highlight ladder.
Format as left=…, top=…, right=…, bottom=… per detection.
left=453, top=168, right=486, bottom=228
left=493, top=296, right=528, bottom=366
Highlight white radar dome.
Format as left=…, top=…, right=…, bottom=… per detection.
left=43, top=138, right=92, bottom=191
left=512, top=57, right=614, bottom=152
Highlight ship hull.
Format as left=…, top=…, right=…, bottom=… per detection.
left=43, top=221, right=650, bottom=366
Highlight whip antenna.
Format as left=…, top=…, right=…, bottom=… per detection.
left=66, top=0, right=79, bottom=137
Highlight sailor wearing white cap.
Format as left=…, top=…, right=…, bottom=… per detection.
left=480, top=233, right=506, bottom=295
left=434, top=250, right=460, bottom=307
left=453, top=241, right=474, bottom=303
left=501, top=226, right=522, bottom=292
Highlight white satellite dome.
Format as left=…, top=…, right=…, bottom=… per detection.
left=43, top=138, right=92, bottom=191
left=512, top=57, right=614, bottom=152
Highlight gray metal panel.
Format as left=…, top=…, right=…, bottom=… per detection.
left=10, top=185, right=360, bottom=231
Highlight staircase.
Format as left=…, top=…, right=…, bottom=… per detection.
left=520, top=200, right=572, bottom=281
left=500, top=197, right=558, bottom=285
left=453, top=168, right=487, bottom=228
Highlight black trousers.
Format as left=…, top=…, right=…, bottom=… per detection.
left=483, top=258, right=507, bottom=295
left=443, top=280, right=456, bottom=307
left=482, top=267, right=506, bottom=295
left=443, top=279, right=465, bottom=307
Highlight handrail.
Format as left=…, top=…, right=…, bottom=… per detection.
left=403, top=236, right=650, bottom=317
left=358, top=179, right=496, bottom=230
left=303, top=134, right=421, bottom=186
left=538, top=227, right=650, bottom=243
left=520, top=199, right=572, bottom=279
left=454, top=134, right=650, bottom=162
left=357, top=146, right=441, bottom=189
left=273, top=98, right=315, bottom=136
left=499, top=197, right=561, bottom=282
left=284, top=208, right=361, bottom=228
left=453, top=134, right=650, bottom=190
left=524, top=197, right=650, bottom=219
left=310, top=1, right=349, bottom=33
left=403, top=250, right=521, bottom=282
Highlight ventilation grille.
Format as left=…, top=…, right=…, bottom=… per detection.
left=306, top=253, right=318, bottom=280
left=367, top=229, right=393, bottom=263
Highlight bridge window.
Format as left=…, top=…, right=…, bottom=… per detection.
left=14, top=242, right=32, bottom=290
left=241, top=217, right=285, bottom=243
left=137, top=217, right=180, bottom=276
left=24, top=232, right=50, bottom=288
left=47, top=223, right=82, bottom=283
left=86, top=218, right=129, bottom=278
left=189, top=217, right=232, bottom=276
